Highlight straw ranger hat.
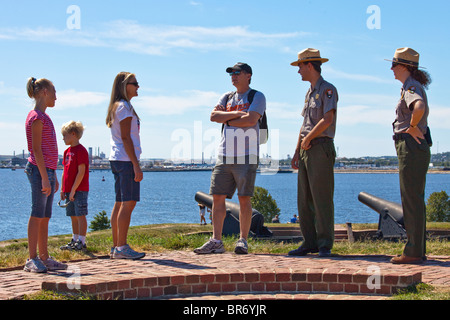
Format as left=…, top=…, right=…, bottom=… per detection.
left=385, top=47, right=426, bottom=69
left=291, top=48, right=329, bottom=66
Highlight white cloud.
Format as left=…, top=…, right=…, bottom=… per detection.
left=266, top=101, right=301, bottom=120
left=429, top=104, right=450, bottom=129
left=0, top=21, right=304, bottom=56
left=55, top=90, right=109, bottom=109
left=338, top=104, right=393, bottom=126
left=134, top=89, right=221, bottom=115
left=324, top=66, right=395, bottom=85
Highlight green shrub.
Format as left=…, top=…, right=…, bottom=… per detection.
left=251, top=186, right=281, bottom=223
left=426, top=191, right=450, bottom=222
left=89, top=210, right=111, bottom=231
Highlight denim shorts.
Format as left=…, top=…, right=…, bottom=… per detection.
left=64, top=191, right=89, bottom=217
left=25, top=162, right=56, bottom=219
left=110, top=161, right=140, bottom=202
left=210, top=162, right=258, bottom=199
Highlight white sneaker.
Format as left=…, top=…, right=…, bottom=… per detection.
left=112, top=244, right=145, bottom=260
left=194, top=238, right=225, bottom=254
left=42, top=257, right=68, bottom=271
left=24, top=258, right=47, bottom=273
left=234, top=238, right=248, bottom=254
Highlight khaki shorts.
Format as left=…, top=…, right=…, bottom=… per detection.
left=210, top=163, right=258, bottom=199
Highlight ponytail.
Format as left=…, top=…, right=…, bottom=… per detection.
left=26, top=77, right=53, bottom=99
left=26, top=77, right=37, bottom=98
left=406, top=66, right=432, bottom=90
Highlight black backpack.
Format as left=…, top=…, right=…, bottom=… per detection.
left=221, top=89, right=268, bottom=144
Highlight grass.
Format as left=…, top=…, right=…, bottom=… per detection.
left=392, top=283, right=450, bottom=300
left=1, top=222, right=448, bottom=300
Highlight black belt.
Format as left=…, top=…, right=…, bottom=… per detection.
left=310, top=137, right=333, bottom=147
left=393, top=127, right=433, bottom=146
left=392, top=133, right=409, bottom=141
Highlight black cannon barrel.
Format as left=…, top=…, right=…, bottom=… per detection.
left=194, top=191, right=271, bottom=237
left=195, top=191, right=214, bottom=208
left=358, top=192, right=404, bottom=226
left=195, top=191, right=260, bottom=217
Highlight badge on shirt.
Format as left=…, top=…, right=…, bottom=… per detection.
left=408, top=86, right=416, bottom=94
left=315, top=93, right=320, bottom=100
left=326, top=89, right=333, bottom=99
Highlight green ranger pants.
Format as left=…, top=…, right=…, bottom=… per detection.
left=396, top=135, right=430, bottom=258
left=297, top=140, right=336, bottom=250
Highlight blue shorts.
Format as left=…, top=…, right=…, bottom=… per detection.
left=110, top=161, right=140, bottom=202
left=25, top=162, right=56, bottom=219
left=64, top=191, right=89, bottom=217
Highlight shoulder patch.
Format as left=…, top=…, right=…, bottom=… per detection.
left=326, top=89, right=333, bottom=99
left=408, top=86, right=416, bottom=94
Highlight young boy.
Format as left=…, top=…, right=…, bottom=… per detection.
left=59, top=121, right=90, bottom=251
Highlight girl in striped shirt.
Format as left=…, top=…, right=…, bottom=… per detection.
left=24, top=77, right=67, bottom=273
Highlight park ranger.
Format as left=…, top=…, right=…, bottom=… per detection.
left=387, top=47, right=432, bottom=264
left=289, top=48, right=338, bottom=258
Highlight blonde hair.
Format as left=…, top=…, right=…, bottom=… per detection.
left=61, top=120, right=85, bottom=139
left=106, top=72, right=140, bottom=128
left=26, top=77, right=53, bottom=99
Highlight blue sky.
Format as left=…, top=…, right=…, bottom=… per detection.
left=1, top=0, right=449, bottom=161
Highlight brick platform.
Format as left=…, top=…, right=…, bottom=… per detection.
left=1, top=251, right=449, bottom=300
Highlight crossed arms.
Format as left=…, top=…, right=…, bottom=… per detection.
left=210, top=105, right=261, bottom=127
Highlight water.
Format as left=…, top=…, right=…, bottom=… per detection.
left=0, top=168, right=449, bottom=242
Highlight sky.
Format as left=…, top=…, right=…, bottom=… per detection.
left=1, top=0, right=449, bottom=162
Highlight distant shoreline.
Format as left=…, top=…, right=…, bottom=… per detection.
left=2, top=166, right=450, bottom=174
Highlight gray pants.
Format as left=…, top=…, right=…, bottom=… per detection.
left=297, top=140, right=336, bottom=250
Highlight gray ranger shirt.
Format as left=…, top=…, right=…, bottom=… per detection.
left=300, top=76, right=338, bottom=139
left=393, top=76, right=429, bottom=135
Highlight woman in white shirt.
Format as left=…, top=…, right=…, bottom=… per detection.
left=106, top=72, right=145, bottom=260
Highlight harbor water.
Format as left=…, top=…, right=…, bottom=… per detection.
left=0, top=168, right=449, bottom=242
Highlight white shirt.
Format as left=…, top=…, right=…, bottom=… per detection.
left=109, top=100, right=142, bottom=161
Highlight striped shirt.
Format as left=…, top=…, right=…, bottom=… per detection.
left=25, top=110, right=58, bottom=170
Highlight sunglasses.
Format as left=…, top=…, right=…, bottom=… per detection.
left=391, top=62, right=401, bottom=68
left=128, top=82, right=139, bottom=87
left=228, top=71, right=242, bottom=76
left=58, top=200, right=71, bottom=208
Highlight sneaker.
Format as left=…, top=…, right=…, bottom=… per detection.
left=60, top=239, right=76, bottom=251
left=234, top=238, right=248, bottom=255
left=194, top=238, right=225, bottom=254
left=24, top=258, right=47, bottom=273
left=42, top=257, right=68, bottom=271
left=110, top=247, right=115, bottom=258
left=112, top=244, right=145, bottom=260
left=72, top=239, right=87, bottom=251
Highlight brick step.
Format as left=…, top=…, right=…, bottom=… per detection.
left=164, top=291, right=389, bottom=300
left=41, top=267, right=421, bottom=300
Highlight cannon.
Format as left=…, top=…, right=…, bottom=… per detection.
left=195, top=191, right=272, bottom=238
left=358, top=192, right=406, bottom=240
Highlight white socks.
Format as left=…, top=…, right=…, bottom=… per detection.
left=73, top=234, right=86, bottom=244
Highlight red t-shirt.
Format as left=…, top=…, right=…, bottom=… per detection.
left=62, top=144, right=90, bottom=193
